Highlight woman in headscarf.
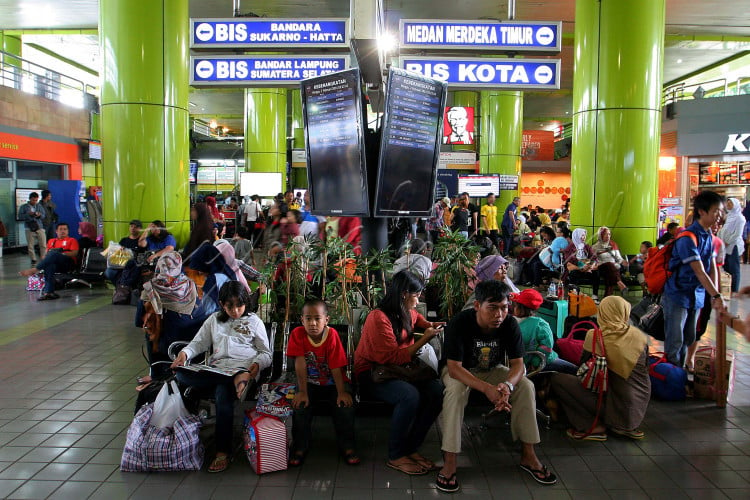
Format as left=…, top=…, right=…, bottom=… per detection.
left=462, top=254, right=519, bottom=310
left=77, top=221, right=98, bottom=250
left=718, top=197, right=745, bottom=294
left=550, top=296, right=651, bottom=441
left=392, top=238, right=433, bottom=283
left=562, top=228, right=601, bottom=301
left=591, top=226, right=629, bottom=297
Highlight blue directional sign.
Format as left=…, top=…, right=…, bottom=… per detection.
left=190, top=18, right=349, bottom=49
left=399, top=57, right=560, bottom=90
left=400, top=20, right=561, bottom=52
left=191, top=55, right=350, bottom=86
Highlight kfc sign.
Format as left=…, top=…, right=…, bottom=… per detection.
left=724, top=133, right=750, bottom=153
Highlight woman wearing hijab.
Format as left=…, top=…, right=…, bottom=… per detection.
left=392, top=238, right=433, bottom=283
left=550, top=296, right=650, bottom=441
left=562, top=228, right=601, bottom=301
left=462, top=254, right=519, bottom=310
left=77, top=221, right=98, bottom=250
left=718, top=197, right=745, bottom=293
left=591, top=226, right=629, bottom=297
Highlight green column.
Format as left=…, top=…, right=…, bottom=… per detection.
left=0, top=32, right=22, bottom=63
left=99, top=0, right=190, bottom=246
left=244, top=88, right=287, bottom=191
left=479, top=90, right=523, bottom=224
left=570, top=0, right=665, bottom=252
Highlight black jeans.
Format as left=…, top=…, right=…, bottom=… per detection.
left=358, top=371, right=444, bottom=460
left=568, top=269, right=600, bottom=296
left=291, top=383, right=356, bottom=454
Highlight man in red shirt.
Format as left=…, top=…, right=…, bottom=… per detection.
left=20, top=222, right=79, bottom=301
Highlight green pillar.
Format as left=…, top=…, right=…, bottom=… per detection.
left=99, top=0, right=190, bottom=246
left=244, top=89, right=287, bottom=191
left=0, top=32, right=22, bottom=63
left=570, top=0, right=665, bottom=252
left=290, top=89, right=304, bottom=149
left=479, top=90, right=523, bottom=225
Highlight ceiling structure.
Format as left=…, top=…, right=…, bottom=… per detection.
left=0, top=0, right=748, bottom=136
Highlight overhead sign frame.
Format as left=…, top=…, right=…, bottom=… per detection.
left=190, top=18, right=350, bottom=49
left=399, top=19, right=562, bottom=53
left=190, top=55, right=350, bottom=87
left=399, top=56, right=560, bottom=90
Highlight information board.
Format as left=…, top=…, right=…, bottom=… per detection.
left=400, top=20, right=561, bottom=52
left=400, top=57, right=560, bottom=90
left=458, top=174, right=500, bottom=197
left=191, top=55, right=349, bottom=86
left=374, top=68, right=448, bottom=217
left=190, top=18, right=349, bottom=49
left=301, top=68, right=370, bottom=216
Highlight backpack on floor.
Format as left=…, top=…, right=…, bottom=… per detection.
left=643, top=231, right=701, bottom=295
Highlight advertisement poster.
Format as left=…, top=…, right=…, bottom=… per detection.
left=442, top=106, right=475, bottom=145
left=519, top=173, right=571, bottom=209
left=659, top=205, right=684, bottom=237
left=521, top=130, right=555, bottom=161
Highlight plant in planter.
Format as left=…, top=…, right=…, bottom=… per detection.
left=430, top=229, right=481, bottom=319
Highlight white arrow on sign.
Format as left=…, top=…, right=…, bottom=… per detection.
left=195, top=60, right=215, bottom=79
left=195, top=23, right=214, bottom=42
left=534, top=65, right=554, bottom=84
left=535, top=27, right=555, bottom=46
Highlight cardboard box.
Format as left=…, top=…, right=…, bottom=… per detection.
left=694, top=348, right=734, bottom=400
left=720, top=272, right=732, bottom=297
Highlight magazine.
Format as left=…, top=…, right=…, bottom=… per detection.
left=176, top=364, right=244, bottom=378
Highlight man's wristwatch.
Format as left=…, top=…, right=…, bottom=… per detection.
left=504, top=381, right=514, bottom=393
left=712, top=294, right=722, bottom=301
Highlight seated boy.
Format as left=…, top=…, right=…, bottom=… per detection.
left=286, top=299, right=359, bottom=467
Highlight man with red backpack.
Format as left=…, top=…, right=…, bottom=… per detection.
left=662, top=191, right=726, bottom=367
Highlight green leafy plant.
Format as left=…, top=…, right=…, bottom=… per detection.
left=430, top=229, right=481, bottom=319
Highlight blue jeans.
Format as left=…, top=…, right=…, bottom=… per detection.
left=542, top=358, right=579, bottom=375
left=724, top=247, right=741, bottom=293
left=104, top=267, right=121, bottom=285
left=359, top=372, right=444, bottom=460
left=36, top=251, right=75, bottom=293
left=662, top=293, right=697, bottom=367
left=175, top=370, right=241, bottom=454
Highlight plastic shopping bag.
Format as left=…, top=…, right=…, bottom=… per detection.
left=150, top=380, right=189, bottom=429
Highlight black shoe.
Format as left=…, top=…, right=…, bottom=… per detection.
left=38, top=292, right=60, bottom=301
left=31, top=260, right=36, bottom=265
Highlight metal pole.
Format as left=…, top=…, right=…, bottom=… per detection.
left=715, top=316, right=727, bottom=408
left=508, top=0, right=516, bottom=20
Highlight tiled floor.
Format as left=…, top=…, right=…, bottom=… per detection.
left=0, top=251, right=749, bottom=499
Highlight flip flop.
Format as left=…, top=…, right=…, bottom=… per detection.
left=610, top=428, right=645, bottom=440
left=386, top=460, right=427, bottom=476
left=343, top=451, right=361, bottom=466
left=288, top=451, right=306, bottom=467
left=38, top=292, right=60, bottom=301
left=409, top=453, right=439, bottom=471
left=519, top=464, right=557, bottom=485
left=566, top=428, right=607, bottom=441
left=208, top=454, right=229, bottom=473
left=435, top=472, right=460, bottom=493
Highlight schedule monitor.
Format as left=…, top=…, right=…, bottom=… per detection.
left=374, top=68, right=448, bottom=217
left=458, top=174, right=500, bottom=197
left=239, top=172, right=282, bottom=197
left=301, top=68, right=370, bottom=216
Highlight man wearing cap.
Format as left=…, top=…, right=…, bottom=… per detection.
left=436, top=280, right=557, bottom=492
left=426, top=197, right=450, bottom=242
left=103, top=220, right=144, bottom=285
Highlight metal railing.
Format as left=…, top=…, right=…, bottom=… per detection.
left=0, top=50, right=98, bottom=110
left=663, top=76, right=750, bottom=106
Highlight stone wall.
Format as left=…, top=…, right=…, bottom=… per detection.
left=0, top=86, right=90, bottom=138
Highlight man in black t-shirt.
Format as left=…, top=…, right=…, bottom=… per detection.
left=436, top=281, right=557, bottom=492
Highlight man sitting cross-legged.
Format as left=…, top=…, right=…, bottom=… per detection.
left=436, top=279, right=557, bottom=493
left=19, top=222, right=79, bottom=301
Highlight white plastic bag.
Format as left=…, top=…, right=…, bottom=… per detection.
left=150, top=380, right=189, bottom=429
left=416, top=343, right=439, bottom=374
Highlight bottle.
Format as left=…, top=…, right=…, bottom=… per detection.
left=557, top=282, right=564, bottom=300
left=547, top=282, right=557, bottom=298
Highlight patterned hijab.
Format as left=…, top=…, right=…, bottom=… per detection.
left=142, top=251, right=197, bottom=315
left=571, top=228, right=588, bottom=260
left=214, top=240, right=250, bottom=293
left=584, top=296, right=647, bottom=379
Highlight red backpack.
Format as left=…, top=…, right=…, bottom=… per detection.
left=643, top=231, right=701, bottom=295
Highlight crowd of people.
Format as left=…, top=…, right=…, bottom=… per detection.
left=15, top=186, right=750, bottom=491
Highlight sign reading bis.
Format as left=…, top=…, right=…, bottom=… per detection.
left=400, top=57, right=560, bottom=90
left=191, top=56, right=350, bottom=86
left=400, top=20, right=561, bottom=53
left=190, top=18, right=349, bottom=49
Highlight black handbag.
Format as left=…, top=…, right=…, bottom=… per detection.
left=630, top=294, right=664, bottom=340
left=371, top=360, right=436, bottom=384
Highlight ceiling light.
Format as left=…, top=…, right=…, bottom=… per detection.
left=189, top=101, right=196, bottom=107
left=209, top=119, right=218, bottom=129
left=377, top=33, right=398, bottom=53
left=676, top=58, right=683, bottom=64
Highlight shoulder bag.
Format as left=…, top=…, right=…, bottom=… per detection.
left=371, top=344, right=439, bottom=384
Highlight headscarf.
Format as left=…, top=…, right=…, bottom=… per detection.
left=474, top=254, right=519, bottom=292
left=571, top=228, right=588, bottom=260
left=141, top=251, right=197, bottom=315
left=214, top=240, right=250, bottom=292
left=205, top=196, right=220, bottom=220
left=518, top=214, right=527, bottom=224
left=538, top=213, right=551, bottom=226
left=78, top=221, right=97, bottom=240
left=719, top=197, right=746, bottom=255
left=584, top=296, right=647, bottom=379
left=596, top=226, right=619, bottom=250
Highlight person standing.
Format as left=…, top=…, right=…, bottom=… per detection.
left=481, top=193, right=500, bottom=250
left=500, top=196, right=520, bottom=256
left=718, top=197, right=745, bottom=294
left=40, top=189, right=57, bottom=240
left=450, top=196, right=470, bottom=238
left=663, top=191, right=726, bottom=367
left=18, top=191, right=47, bottom=264
left=426, top=197, right=450, bottom=242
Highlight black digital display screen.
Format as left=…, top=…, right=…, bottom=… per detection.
left=374, top=68, right=447, bottom=217
left=301, top=68, right=369, bottom=216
